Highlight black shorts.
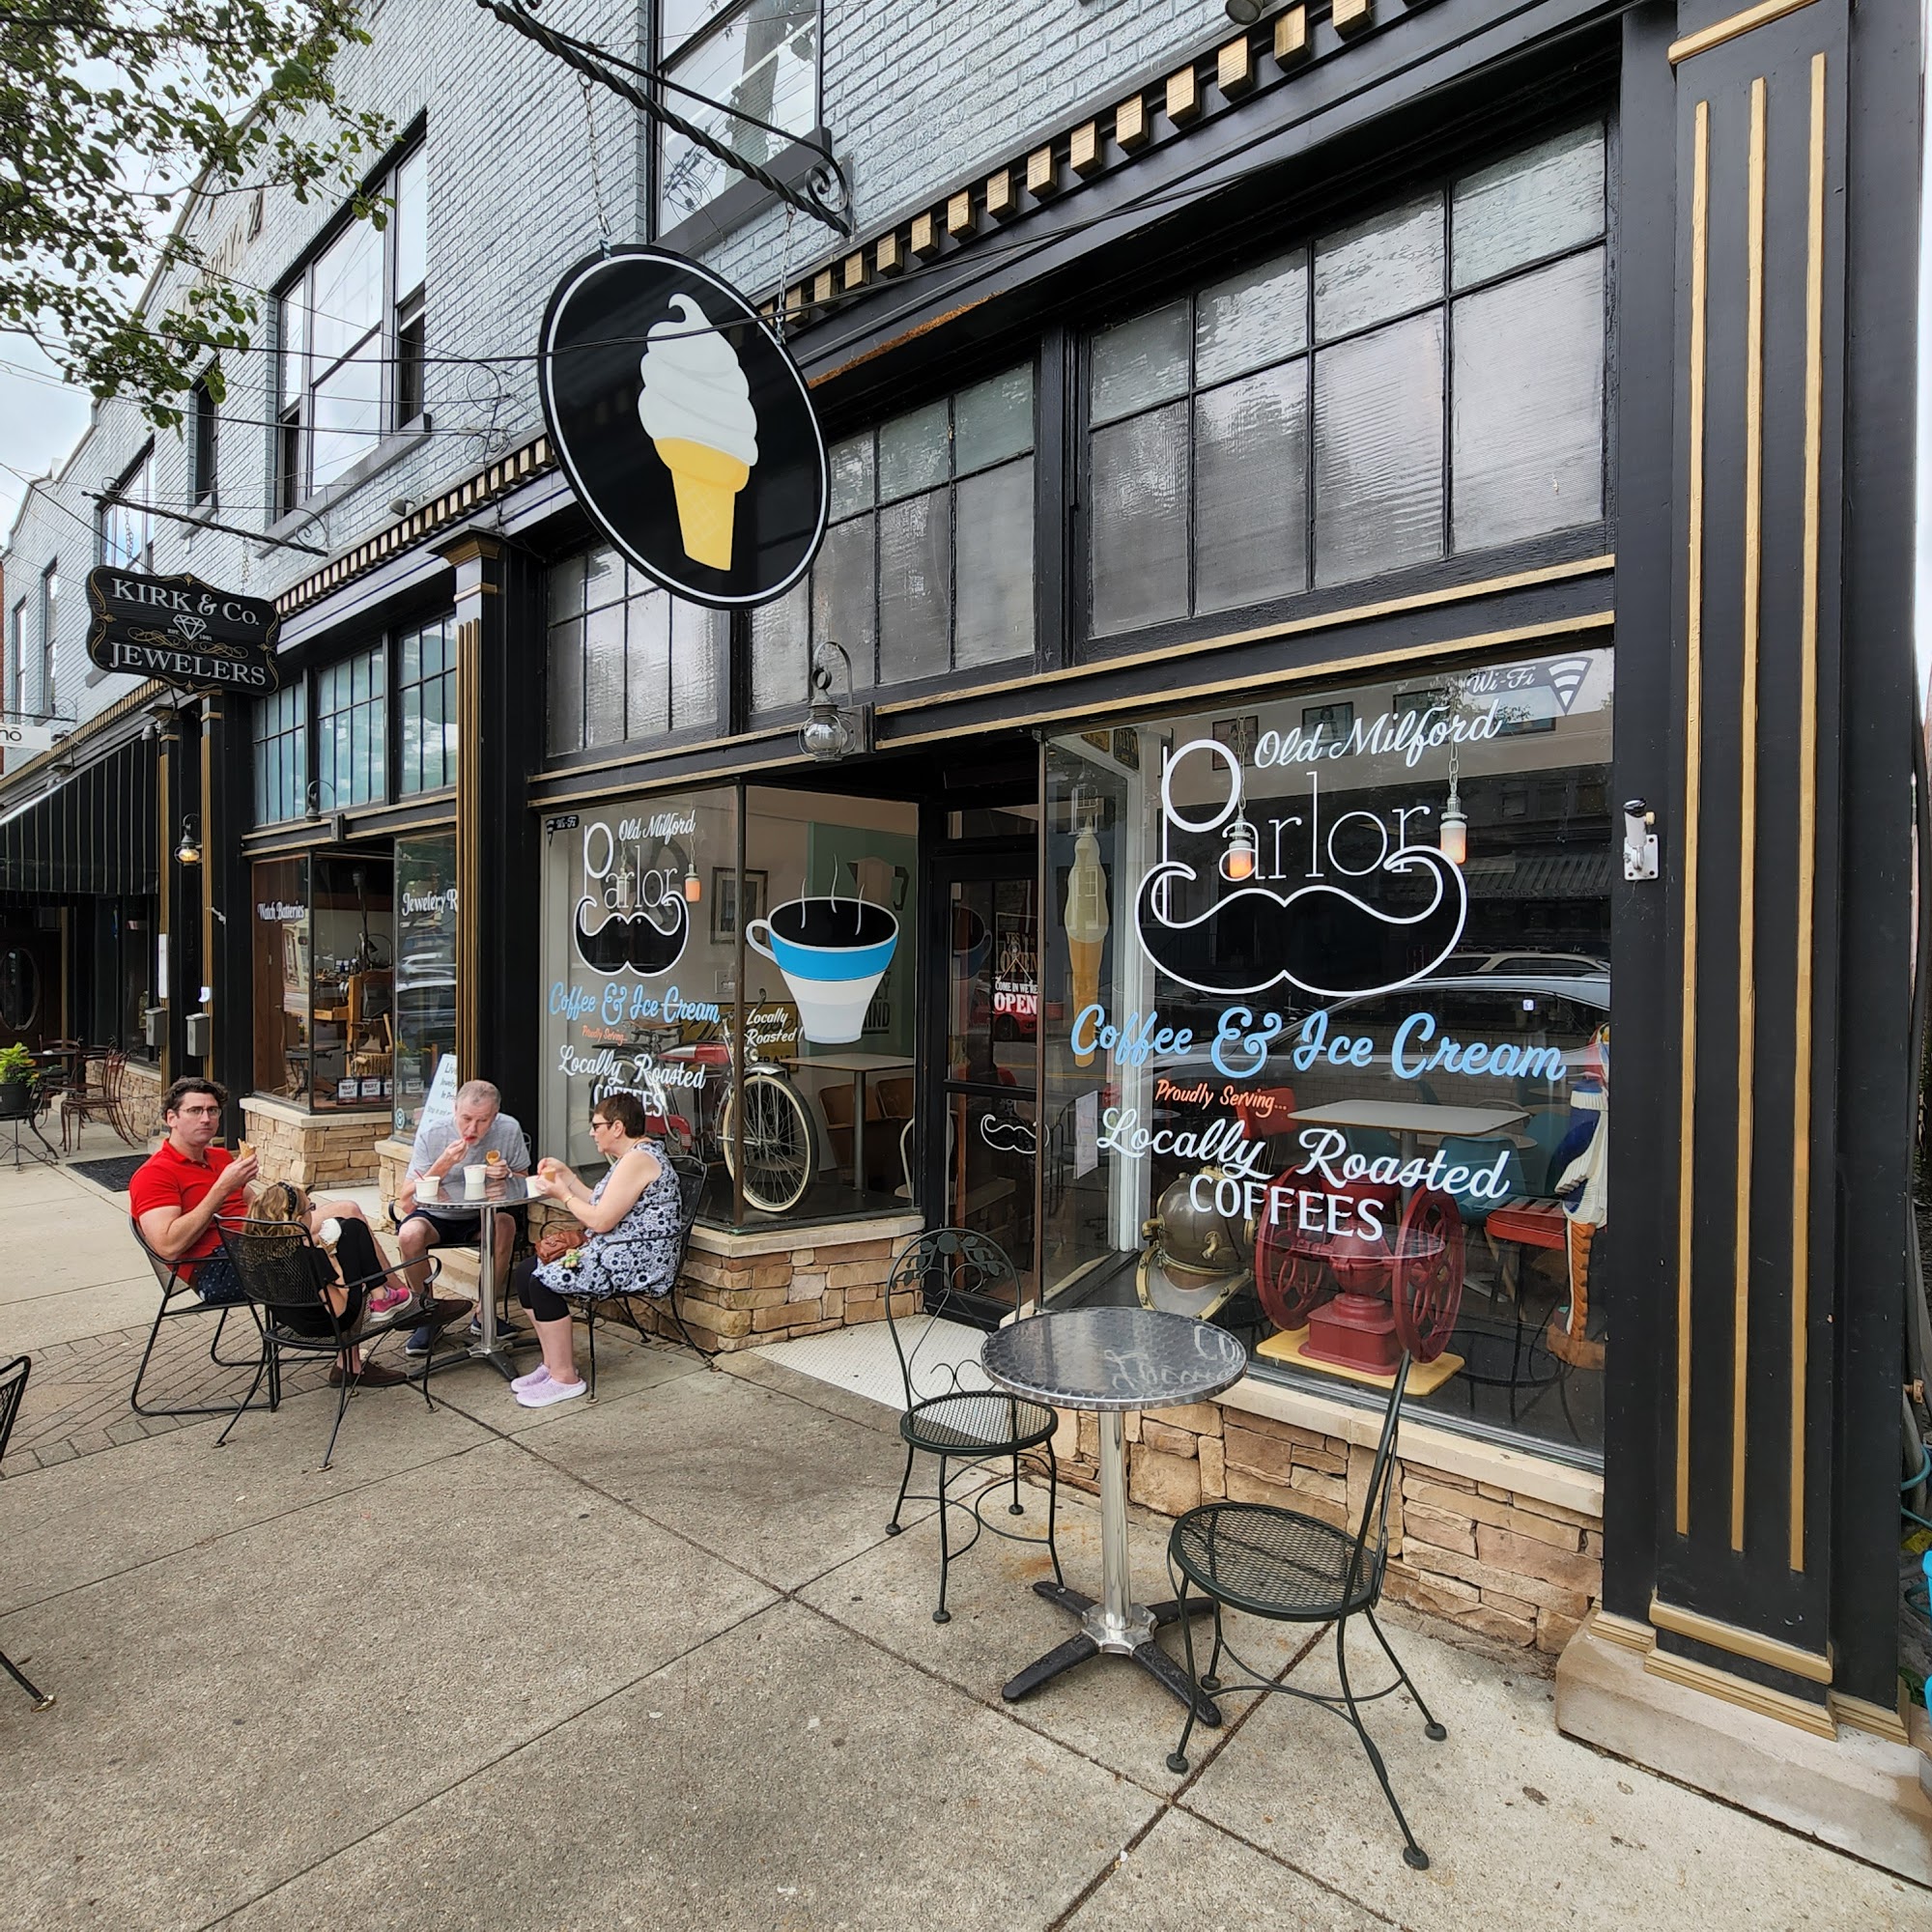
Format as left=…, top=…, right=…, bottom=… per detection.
left=394, top=1205, right=526, bottom=1246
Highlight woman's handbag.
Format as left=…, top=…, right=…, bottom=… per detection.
left=534, top=1224, right=588, bottom=1264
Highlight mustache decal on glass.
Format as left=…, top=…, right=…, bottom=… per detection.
left=1133, top=846, right=1467, bottom=1000
left=573, top=895, right=691, bottom=977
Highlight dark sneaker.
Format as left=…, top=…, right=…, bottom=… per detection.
left=330, top=1360, right=408, bottom=1388
left=469, top=1315, right=526, bottom=1344
left=404, top=1298, right=473, bottom=1356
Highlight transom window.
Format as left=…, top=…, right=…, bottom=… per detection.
left=1086, top=123, right=1606, bottom=639
left=315, top=645, right=386, bottom=809
left=546, top=549, right=724, bottom=756
left=276, top=143, right=428, bottom=510
left=657, top=0, right=818, bottom=232
left=749, top=364, right=1037, bottom=712
left=99, top=447, right=155, bottom=572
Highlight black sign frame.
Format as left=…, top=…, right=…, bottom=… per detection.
left=85, top=568, right=281, bottom=696
left=538, top=245, right=829, bottom=611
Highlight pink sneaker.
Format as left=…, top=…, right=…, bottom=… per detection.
left=510, top=1364, right=551, bottom=1393
left=368, top=1282, right=414, bottom=1318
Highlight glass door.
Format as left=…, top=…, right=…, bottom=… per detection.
left=929, top=846, right=1039, bottom=1310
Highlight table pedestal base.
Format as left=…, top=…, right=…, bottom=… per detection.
left=1001, top=1578, right=1222, bottom=1724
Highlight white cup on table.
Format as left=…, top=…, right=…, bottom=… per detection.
left=417, top=1173, right=440, bottom=1204
left=463, top=1164, right=487, bottom=1200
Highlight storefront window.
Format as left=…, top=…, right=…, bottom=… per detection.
left=397, top=616, right=457, bottom=794
left=1086, top=123, right=1605, bottom=637
left=253, top=685, right=306, bottom=826
left=1039, top=643, right=1612, bottom=1463
left=250, top=854, right=394, bottom=1110
left=750, top=365, right=1036, bottom=710
left=546, top=548, right=724, bottom=756
left=316, top=645, right=386, bottom=808
left=393, top=832, right=457, bottom=1135
left=539, top=784, right=920, bottom=1231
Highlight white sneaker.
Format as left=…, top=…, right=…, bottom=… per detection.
left=515, top=1376, right=586, bottom=1409
left=510, top=1364, right=551, bottom=1393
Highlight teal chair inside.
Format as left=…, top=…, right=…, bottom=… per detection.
left=1344, top=1127, right=1400, bottom=1164
left=1435, top=1135, right=1528, bottom=1225
left=1517, top=1107, right=1568, bottom=1195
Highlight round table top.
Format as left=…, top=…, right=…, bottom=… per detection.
left=981, top=1305, right=1249, bottom=1413
left=421, top=1172, right=536, bottom=1209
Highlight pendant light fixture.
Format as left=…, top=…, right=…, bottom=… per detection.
left=1438, top=741, right=1467, bottom=867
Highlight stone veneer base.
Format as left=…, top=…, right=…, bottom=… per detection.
left=241, top=1094, right=391, bottom=1190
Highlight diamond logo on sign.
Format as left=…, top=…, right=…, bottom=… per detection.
left=538, top=246, right=827, bottom=611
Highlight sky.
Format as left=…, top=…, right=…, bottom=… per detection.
left=0, top=338, right=94, bottom=538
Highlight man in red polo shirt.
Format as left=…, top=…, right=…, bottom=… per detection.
left=129, top=1078, right=258, bottom=1306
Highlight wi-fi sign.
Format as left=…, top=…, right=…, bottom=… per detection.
left=1547, top=656, right=1592, bottom=714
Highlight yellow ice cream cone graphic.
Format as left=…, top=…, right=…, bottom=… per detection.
left=655, top=437, right=752, bottom=570
left=638, top=294, right=760, bottom=574
left=1064, top=822, right=1110, bottom=1065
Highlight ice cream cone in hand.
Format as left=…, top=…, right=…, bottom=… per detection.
left=638, top=294, right=760, bottom=572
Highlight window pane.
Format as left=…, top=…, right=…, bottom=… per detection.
left=812, top=514, right=876, bottom=686
left=1196, top=249, right=1308, bottom=386
left=392, top=147, right=428, bottom=298
left=751, top=582, right=809, bottom=711
left=1453, top=125, right=1605, bottom=290
left=311, top=218, right=384, bottom=363
left=830, top=434, right=875, bottom=519
left=877, top=398, right=951, bottom=502
left=625, top=587, right=671, bottom=742
left=583, top=546, right=622, bottom=610
left=1314, top=193, right=1444, bottom=342
left=1314, top=310, right=1444, bottom=585
left=401, top=687, right=422, bottom=793
left=878, top=490, right=952, bottom=684
left=399, top=627, right=420, bottom=687
left=548, top=618, right=583, bottom=755
left=310, top=339, right=383, bottom=489
left=659, top=0, right=816, bottom=224
left=1195, top=360, right=1308, bottom=612
left=954, top=458, right=1035, bottom=668
left=582, top=601, right=625, bottom=747
left=279, top=294, right=305, bottom=408
left=1090, top=300, right=1190, bottom=426
left=1452, top=250, right=1605, bottom=550
left=1089, top=401, right=1188, bottom=636
left=954, top=366, right=1034, bottom=474
left=549, top=552, right=585, bottom=623
left=670, top=599, right=723, bottom=730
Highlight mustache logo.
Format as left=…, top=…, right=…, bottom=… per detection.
left=1133, top=846, right=1467, bottom=999
left=573, top=895, right=690, bottom=977
left=978, top=1115, right=1037, bottom=1156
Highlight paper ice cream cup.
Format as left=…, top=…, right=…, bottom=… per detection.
left=417, top=1174, right=440, bottom=1203
left=464, top=1165, right=487, bottom=1200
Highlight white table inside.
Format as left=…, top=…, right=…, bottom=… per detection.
left=783, top=1053, right=914, bottom=1190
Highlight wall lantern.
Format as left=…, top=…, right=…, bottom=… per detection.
left=175, top=814, right=203, bottom=867
left=800, top=640, right=864, bottom=763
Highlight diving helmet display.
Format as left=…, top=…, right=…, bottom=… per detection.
left=1135, top=1167, right=1255, bottom=1320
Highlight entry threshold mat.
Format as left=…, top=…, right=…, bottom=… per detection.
left=68, top=1154, right=150, bottom=1193
left=751, top=1314, right=984, bottom=1415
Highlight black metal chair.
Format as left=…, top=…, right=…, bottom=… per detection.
left=566, top=1153, right=712, bottom=1398
left=1162, top=1351, right=1446, bottom=1870
left=213, top=1220, right=435, bottom=1470
left=882, top=1228, right=1064, bottom=1624
left=128, top=1217, right=270, bottom=1421
left=0, top=1353, right=55, bottom=1710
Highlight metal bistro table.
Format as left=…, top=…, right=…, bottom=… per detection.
left=982, top=1305, right=1248, bottom=1720
left=420, top=1173, right=534, bottom=1382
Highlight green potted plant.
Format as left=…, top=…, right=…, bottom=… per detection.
left=0, top=1043, right=39, bottom=1121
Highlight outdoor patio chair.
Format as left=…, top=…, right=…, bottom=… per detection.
left=60, top=1050, right=139, bottom=1152
left=0, top=1353, right=55, bottom=1709
left=128, top=1216, right=271, bottom=1421
left=561, top=1152, right=712, bottom=1397
left=882, top=1228, right=1063, bottom=1625
left=1162, top=1350, right=1446, bottom=1870
left=214, top=1219, right=437, bottom=1471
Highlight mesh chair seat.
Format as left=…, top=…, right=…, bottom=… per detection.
left=903, top=1388, right=1055, bottom=1456
left=1170, top=1501, right=1385, bottom=1622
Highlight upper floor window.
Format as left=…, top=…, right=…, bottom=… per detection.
left=657, top=0, right=818, bottom=233
left=253, top=683, right=306, bottom=825
left=546, top=548, right=724, bottom=756
left=38, top=563, right=58, bottom=715
left=397, top=615, right=457, bottom=794
left=99, top=447, right=155, bottom=572
left=8, top=600, right=25, bottom=714
left=188, top=373, right=217, bottom=506
left=1085, top=123, right=1606, bottom=639
left=316, top=644, right=386, bottom=808
left=750, top=365, right=1037, bottom=712
left=276, top=143, right=428, bottom=511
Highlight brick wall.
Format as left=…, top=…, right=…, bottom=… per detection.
left=1049, top=1396, right=1602, bottom=1657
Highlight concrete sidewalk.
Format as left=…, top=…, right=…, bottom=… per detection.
left=0, top=1153, right=1926, bottom=1929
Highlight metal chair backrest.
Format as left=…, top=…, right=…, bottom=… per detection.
left=129, top=1213, right=197, bottom=1295
left=218, top=1220, right=331, bottom=1323
left=1344, top=1350, right=1413, bottom=1604
left=667, top=1152, right=707, bottom=1272
left=0, top=1353, right=30, bottom=1467
left=882, top=1228, right=1020, bottom=1409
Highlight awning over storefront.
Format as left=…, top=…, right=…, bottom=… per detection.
left=0, top=737, right=158, bottom=897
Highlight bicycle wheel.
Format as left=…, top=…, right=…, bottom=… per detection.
left=721, top=1071, right=814, bottom=1213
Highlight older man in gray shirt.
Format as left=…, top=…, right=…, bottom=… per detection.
left=394, top=1078, right=531, bottom=1354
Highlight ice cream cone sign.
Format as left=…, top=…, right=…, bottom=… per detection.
left=1065, top=821, right=1110, bottom=1066
left=638, top=296, right=760, bottom=572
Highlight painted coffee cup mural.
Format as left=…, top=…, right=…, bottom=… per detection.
left=747, top=894, right=899, bottom=1046
left=1038, top=647, right=1615, bottom=1458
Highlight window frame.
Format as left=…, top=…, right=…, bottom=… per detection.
left=275, top=138, right=429, bottom=513
left=188, top=373, right=217, bottom=507
left=252, top=679, right=310, bottom=828
left=394, top=612, right=459, bottom=797
left=37, top=561, right=58, bottom=718
left=99, top=445, right=156, bottom=574
left=7, top=600, right=25, bottom=716
left=1075, top=119, right=1611, bottom=653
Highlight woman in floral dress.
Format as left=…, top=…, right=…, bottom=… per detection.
left=509, top=1089, right=684, bottom=1408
